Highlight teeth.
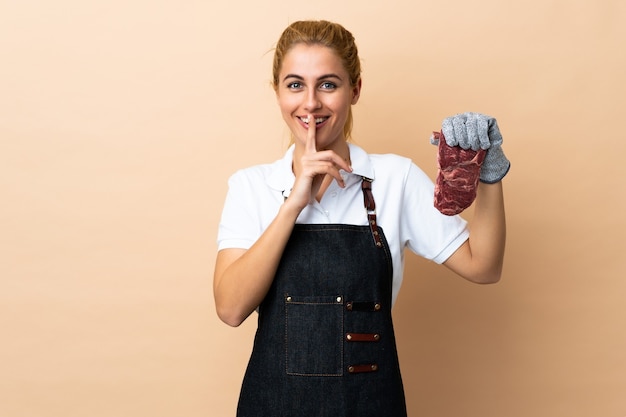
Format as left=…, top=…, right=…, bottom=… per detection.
left=301, top=117, right=326, bottom=125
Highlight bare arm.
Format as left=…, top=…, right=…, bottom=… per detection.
left=213, top=115, right=352, bottom=327
left=213, top=202, right=302, bottom=327
left=443, top=181, right=506, bottom=284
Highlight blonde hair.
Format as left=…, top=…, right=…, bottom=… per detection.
left=272, top=20, right=362, bottom=141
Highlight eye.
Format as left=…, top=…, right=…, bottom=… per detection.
left=320, top=82, right=337, bottom=90
left=287, top=82, right=303, bottom=90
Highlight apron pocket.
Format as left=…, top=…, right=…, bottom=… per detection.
left=285, top=294, right=343, bottom=376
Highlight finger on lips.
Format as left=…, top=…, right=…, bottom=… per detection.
left=302, top=113, right=351, bottom=187
left=306, top=113, right=317, bottom=153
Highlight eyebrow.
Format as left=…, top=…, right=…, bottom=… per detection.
left=282, top=73, right=343, bottom=82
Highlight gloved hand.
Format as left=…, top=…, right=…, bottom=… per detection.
left=435, top=112, right=511, bottom=183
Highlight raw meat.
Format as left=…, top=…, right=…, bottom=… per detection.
left=433, top=131, right=486, bottom=215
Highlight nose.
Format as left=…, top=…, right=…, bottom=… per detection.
left=304, top=89, right=321, bottom=112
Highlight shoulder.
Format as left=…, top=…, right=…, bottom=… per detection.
left=369, top=153, right=413, bottom=170
left=368, top=152, right=430, bottom=185
left=227, top=145, right=294, bottom=192
left=349, top=144, right=419, bottom=182
left=227, top=157, right=287, bottom=191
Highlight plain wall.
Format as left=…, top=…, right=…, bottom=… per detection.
left=1, top=0, right=625, bottom=416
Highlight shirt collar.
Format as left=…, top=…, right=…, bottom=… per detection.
left=347, top=143, right=375, bottom=181
left=266, top=143, right=376, bottom=192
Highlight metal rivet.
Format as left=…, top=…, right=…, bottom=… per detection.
left=348, top=366, right=355, bottom=373
left=374, top=303, right=381, bottom=311
left=346, top=302, right=353, bottom=311
left=286, top=296, right=292, bottom=302
left=374, top=334, right=380, bottom=341
left=346, top=334, right=352, bottom=341
left=376, top=242, right=382, bottom=247
left=336, top=296, right=342, bottom=303
left=371, top=364, right=378, bottom=371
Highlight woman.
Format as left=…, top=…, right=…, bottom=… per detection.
left=214, top=20, right=509, bottom=417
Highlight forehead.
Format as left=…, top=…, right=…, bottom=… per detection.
left=280, top=43, right=347, bottom=78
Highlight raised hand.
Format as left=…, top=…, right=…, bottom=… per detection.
left=437, top=112, right=510, bottom=183
left=287, top=114, right=352, bottom=211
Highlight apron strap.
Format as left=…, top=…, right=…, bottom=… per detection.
left=361, top=177, right=383, bottom=248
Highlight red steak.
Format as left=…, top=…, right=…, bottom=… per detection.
left=433, top=131, right=486, bottom=215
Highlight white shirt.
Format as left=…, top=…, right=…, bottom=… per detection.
left=217, top=143, right=469, bottom=305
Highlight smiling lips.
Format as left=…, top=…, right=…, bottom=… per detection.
left=299, top=116, right=329, bottom=126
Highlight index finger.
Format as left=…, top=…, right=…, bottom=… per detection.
left=305, top=113, right=317, bottom=154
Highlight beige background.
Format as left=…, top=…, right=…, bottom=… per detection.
left=1, top=0, right=625, bottom=416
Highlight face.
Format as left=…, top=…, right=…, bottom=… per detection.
left=276, top=43, right=361, bottom=151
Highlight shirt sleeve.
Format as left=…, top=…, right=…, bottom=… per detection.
left=217, top=170, right=261, bottom=251
left=400, top=161, right=469, bottom=264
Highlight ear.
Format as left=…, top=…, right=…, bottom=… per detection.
left=351, top=78, right=362, bottom=105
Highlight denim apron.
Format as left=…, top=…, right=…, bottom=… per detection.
left=237, top=178, right=407, bottom=417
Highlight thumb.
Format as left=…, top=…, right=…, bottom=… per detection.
left=430, top=131, right=443, bottom=146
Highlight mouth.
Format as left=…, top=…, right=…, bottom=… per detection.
left=298, top=116, right=329, bottom=127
